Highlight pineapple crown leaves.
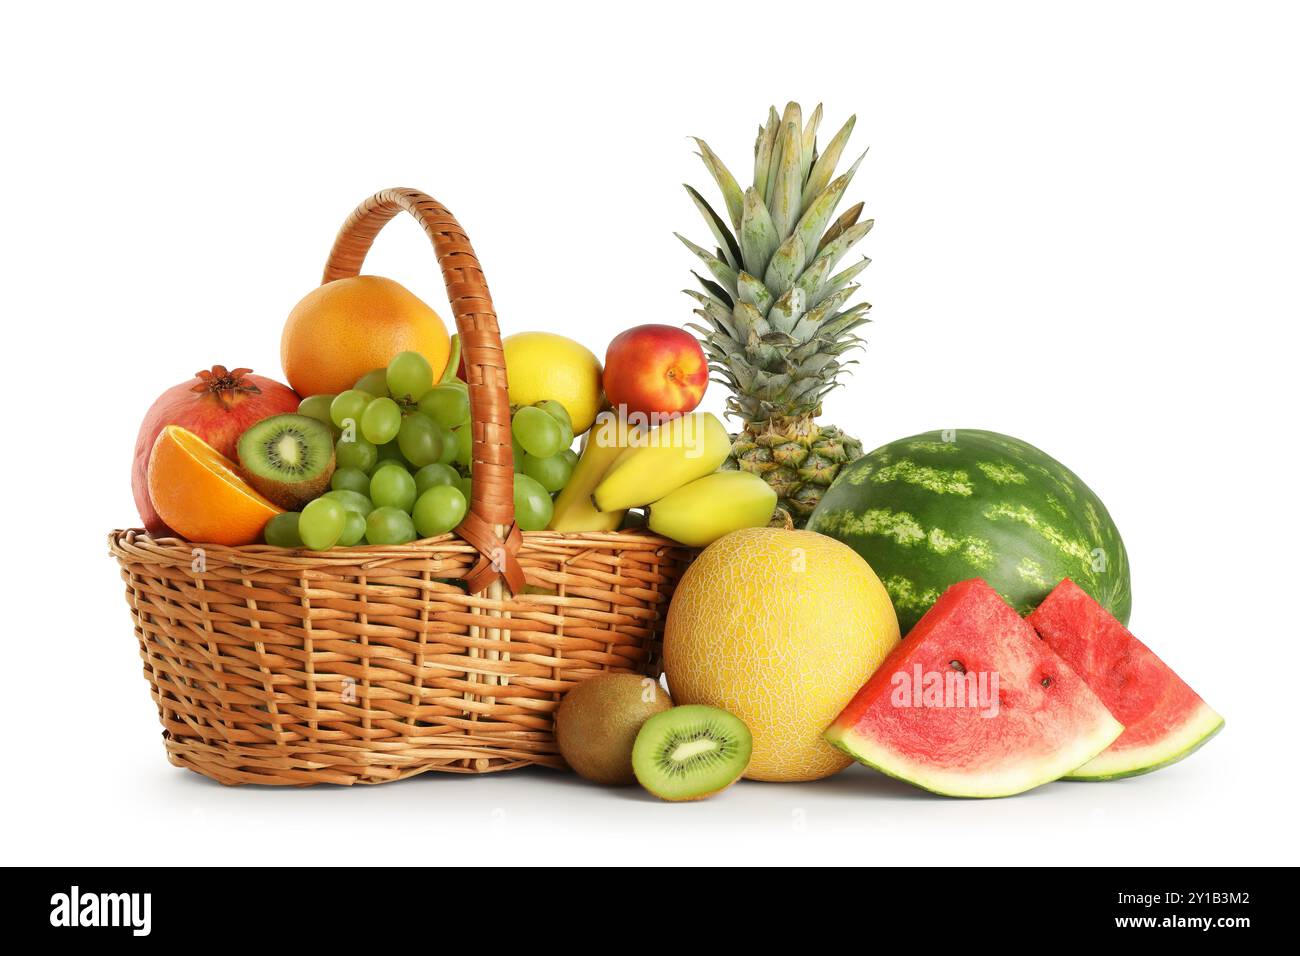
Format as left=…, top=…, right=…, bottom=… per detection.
left=679, top=102, right=873, bottom=421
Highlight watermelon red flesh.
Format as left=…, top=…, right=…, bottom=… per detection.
left=825, top=578, right=1123, bottom=797
left=1027, top=579, right=1223, bottom=780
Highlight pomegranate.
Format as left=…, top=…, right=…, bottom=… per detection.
left=132, top=366, right=300, bottom=535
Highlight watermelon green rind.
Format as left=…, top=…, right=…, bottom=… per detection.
left=807, top=429, right=1131, bottom=634
left=1065, top=700, right=1223, bottom=781
left=825, top=713, right=1123, bottom=798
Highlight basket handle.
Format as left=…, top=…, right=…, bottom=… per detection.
left=322, top=188, right=523, bottom=596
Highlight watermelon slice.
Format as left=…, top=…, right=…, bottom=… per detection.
left=824, top=578, right=1123, bottom=797
left=1027, top=579, right=1224, bottom=780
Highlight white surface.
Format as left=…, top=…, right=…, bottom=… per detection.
left=2, top=0, right=1297, bottom=866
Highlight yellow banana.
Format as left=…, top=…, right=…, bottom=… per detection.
left=548, top=415, right=642, bottom=531
left=646, top=471, right=777, bottom=547
left=592, top=412, right=731, bottom=511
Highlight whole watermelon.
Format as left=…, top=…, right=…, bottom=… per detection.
left=807, top=429, right=1130, bottom=634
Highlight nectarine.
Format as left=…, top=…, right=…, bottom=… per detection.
left=603, top=325, right=708, bottom=418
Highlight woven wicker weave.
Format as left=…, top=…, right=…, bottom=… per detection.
left=109, top=188, right=694, bottom=785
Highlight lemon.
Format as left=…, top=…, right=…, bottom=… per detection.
left=503, top=332, right=603, bottom=434
left=663, top=527, right=900, bottom=782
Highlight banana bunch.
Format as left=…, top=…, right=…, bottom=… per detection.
left=549, top=419, right=641, bottom=533
left=549, top=411, right=776, bottom=548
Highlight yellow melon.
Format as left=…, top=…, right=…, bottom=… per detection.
left=664, top=527, right=899, bottom=782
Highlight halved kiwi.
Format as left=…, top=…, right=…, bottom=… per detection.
left=237, top=413, right=336, bottom=509
left=632, top=705, right=752, bottom=801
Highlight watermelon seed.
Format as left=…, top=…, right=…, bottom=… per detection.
left=1041, top=676, right=1053, bottom=687
left=949, top=660, right=965, bottom=673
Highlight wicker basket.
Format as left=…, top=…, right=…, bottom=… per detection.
left=109, top=187, right=695, bottom=785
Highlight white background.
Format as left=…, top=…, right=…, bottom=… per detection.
left=2, top=0, right=1297, bottom=866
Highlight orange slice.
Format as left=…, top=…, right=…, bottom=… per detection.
left=147, top=425, right=282, bottom=545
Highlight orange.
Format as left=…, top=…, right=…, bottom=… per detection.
left=147, top=425, right=282, bottom=545
left=281, top=275, right=451, bottom=397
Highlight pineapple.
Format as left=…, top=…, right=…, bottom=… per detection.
left=679, top=102, right=871, bottom=525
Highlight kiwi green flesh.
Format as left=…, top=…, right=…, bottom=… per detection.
left=238, top=414, right=336, bottom=509
left=632, top=705, right=752, bottom=801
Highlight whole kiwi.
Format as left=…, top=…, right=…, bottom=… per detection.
left=555, top=673, right=673, bottom=785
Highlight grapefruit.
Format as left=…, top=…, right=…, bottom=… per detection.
left=663, top=527, right=900, bottom=782
left=281, top=275, right=450, bottom=397
left=147, top=425, right=282, bottom=546
left=502, top=332, right=603, bottom=434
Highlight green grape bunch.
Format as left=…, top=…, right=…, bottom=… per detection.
left=278, top=336, right=592, bottom=549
